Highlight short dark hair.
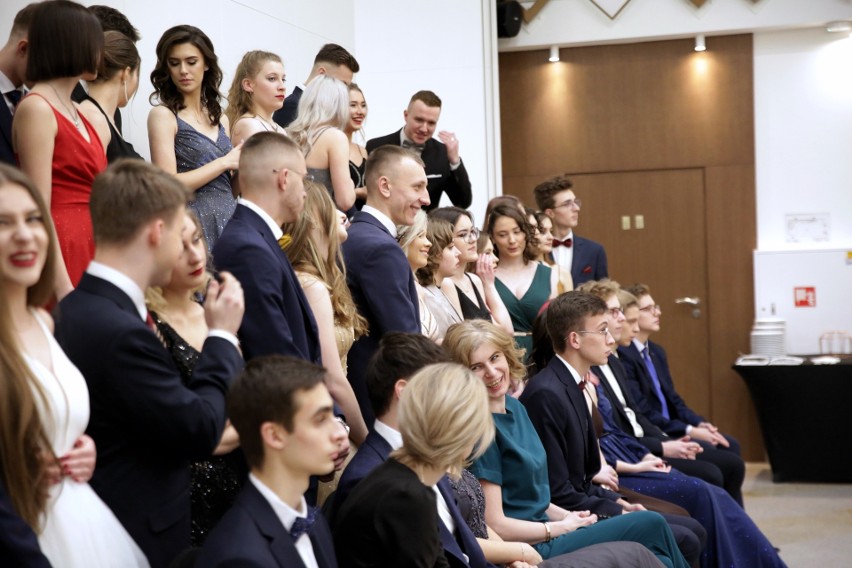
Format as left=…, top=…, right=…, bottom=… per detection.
left=410, top=90, right=441, bottom=108
left=364, top=145, right=424, bottom=194
left=314, top=43, right=359, bottom=73
left=10, top=3, right=38, bottom=36
left=90, top=160, right=189, bottom=245
left=88, top=5, right=140, bottom=42
left=546, top=291, right=607, bottom=353
left=486, top=203, right=538, bottom=263
left=366, top=333, right=449, bottom=418
left=626, top=283, right=652, bottom=300
left=228, top=356, right=327, bottom=469
left=26, top=0, right=103, bottom=83
left=533, top=174, right=574, bottom=211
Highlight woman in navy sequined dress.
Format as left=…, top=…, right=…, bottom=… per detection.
left=148, top=25, right=241, bottom=250
left=145, top=210, right=244, bottom=546
left=591, top=373, right=787, bottom=568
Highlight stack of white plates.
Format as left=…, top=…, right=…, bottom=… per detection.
left=750, top=318, right=786, bottom=357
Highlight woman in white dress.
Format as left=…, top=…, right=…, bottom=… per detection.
left=0, top=165, right=149, bottom=567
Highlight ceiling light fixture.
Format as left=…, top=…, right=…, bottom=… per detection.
left=549, top=45, right=560, bottom=62
left=694, top=34, right=706, bottom=52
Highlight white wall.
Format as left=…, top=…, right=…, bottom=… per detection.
left=500, top=0, right=852, bottom=50
left=1, top=0, right=356, bottom=160
left=352, top=0, right=501, bottom=222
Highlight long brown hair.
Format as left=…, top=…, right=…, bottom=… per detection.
left=283, top=181, right=367, bottom=338
left=0, top=165, right=57, bottom=530
left=149, top=25, right=223, bottom=124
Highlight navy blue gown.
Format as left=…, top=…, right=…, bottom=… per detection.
left=595, top=384, right=786, bottom=568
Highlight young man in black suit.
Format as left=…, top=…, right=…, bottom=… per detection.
left=198, top=356, right=345, bottom=568
left=619, top=283, right=745, bottom=505
left=54, top=161, right=244, bottom=568
left=213, top=131, right=321, bottom=364
left=367, top=90, right=472, bottom=210
left=0, top=4, right=34, bottom=166
left=520, top=292, right=704, bottom=566
left=272, top=43, right=359, bottom=128
left=342, top=145, right=429, bottom=425
left=534, top=174, right=608, bottom=285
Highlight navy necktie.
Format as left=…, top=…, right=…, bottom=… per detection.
left=642, top=347, right=670, bottom=420
left=5, top=89, right=22, bottom=109
left=290, top=506, right=318, bottom=540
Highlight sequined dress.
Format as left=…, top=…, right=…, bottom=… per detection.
left=174, top=116, right=235, bottom=250
left=152, top=312, right=244, bottom=547
left=595, top=383, right=787, bottom=568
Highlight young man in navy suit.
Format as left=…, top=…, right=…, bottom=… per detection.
left=342, top=145, right=429, bottom=425
left=214, top=131, right=321, bottom=365
left=331, top=332, right=497, bottom=568
left=54, top=161, right=245, bottom=568
left=198, top=356, right=345, bottom=567
left=272, top=43, right=359, bottom=129
left=619, top=283, right=745, bottom=505
left=0, top=4, right=34, bottom=166
left=367, top=90, right=471, bottom=210
left=534, top=174, right=608, bottom=285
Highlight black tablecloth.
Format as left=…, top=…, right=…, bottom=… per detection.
left=734, top=357, right=852, bottom=483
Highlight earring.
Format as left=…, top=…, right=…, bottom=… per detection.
left=122, top=80, right=129, bottom=105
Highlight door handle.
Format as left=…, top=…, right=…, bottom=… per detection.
left=675, top=297, right=701, bottom=306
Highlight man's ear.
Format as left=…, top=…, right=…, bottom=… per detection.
left=567, top=330, right=582, bottom=350
left=393, top=378, right=408, bottom=401
left=16, top=38, right=28, bottom=57
left=377, top=175, right=391, bottom=198
left=260, top=421, right=289, bottom=452
left=147, top=219, right=165, bottom=247
left=544, top=208, right=556, bottom=220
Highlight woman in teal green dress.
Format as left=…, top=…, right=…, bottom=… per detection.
left=444, top=320, right=689, bottom=568
left=487, top=204, right=557, bottom=360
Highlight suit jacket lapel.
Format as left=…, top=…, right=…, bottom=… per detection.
left=76, top=273, right=140, bottom=318
left=0, top=99, right=13, bottom=159
left=238, top=484, right=304, bottom=568
left=548, top=358, right=590, bottom=451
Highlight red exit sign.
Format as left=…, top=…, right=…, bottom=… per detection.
left=794, top=287, right=816, bottom=308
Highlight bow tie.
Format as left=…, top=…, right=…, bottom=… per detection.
left=5, top=89, right=23, bottom=108
left=278, top=234, right=292, bottom=251
left=552, top=238, right=572, bottom=248
left=289, top=506, right=318, bottom=540
left=401, top=140, right=425, bottom=153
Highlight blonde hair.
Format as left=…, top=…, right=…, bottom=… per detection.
left=392, top=362, right=494, bottom=479
left=286, top=75, right=349, bottom=156
left=283, top=180, right=367, bottom=338
left=415, top=216, right=455, bottom=287
left=225, top=50, right=283, bottom=130
left=444, top=320, right=528, bottom=386
left=396, top=209, right=428, bottom=255
left=575, top=278, right=621, bottom=302
left=145, top=209, right=211, bottom=313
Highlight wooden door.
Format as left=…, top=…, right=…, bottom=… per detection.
left=570, top=169, right=711, bottom=416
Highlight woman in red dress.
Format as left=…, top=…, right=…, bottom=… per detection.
left=13, top=0, right=107, bottom=300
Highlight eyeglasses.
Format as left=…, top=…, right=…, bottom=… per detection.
left=455, top=228, right=480, bottom=243
left=553, top=198, right=582, bottom=210
left=607, top=307, right=623, bottom=318
left=272, top=167, right=314, bottom=184
left=575, top=328, right=611, bottom=338
left=639, top=304, right=661, bottom=314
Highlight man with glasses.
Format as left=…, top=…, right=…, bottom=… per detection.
left=520, top=292, right=705, bottom=565
left=618, top=283, right=745, bottom=506
left=534, top=174, right=608, bottom=285
left=213, top=132, right=321, bottom=365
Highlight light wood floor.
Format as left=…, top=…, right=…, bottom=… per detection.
left=743, top=463, right=852, bottom=567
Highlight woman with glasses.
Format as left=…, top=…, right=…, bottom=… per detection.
left=430, top=207, right=514, bottom=334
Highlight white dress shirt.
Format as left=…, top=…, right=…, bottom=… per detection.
left=598, top=363, right=644, bottom=437
left=360, top=205, right=397, bottom=237
left=551, top=229, right=574, bottom=270
left=249, top=474, right=319, bottom=568
left=238, top=197, right=283, bottom=240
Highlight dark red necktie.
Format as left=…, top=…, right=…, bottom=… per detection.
left=145, top=312, right=156, bottom=333
left=552, top=238, right=573, bottom=248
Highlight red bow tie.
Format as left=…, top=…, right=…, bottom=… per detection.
left=552, top=238, right=572, bottom=248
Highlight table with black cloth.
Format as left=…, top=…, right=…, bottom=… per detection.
left=734, top=356, right=852, bottom=483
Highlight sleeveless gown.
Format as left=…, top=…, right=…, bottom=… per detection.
left=25, top=313, right=149, bottom=567
left=174, top=116, right=235, bottom=250
left=594, top=384, right=786, bottom=568
left=495, top=262, right=552, bottom=357
left=26, top=93, right=107, bottom=287
left=151, top=313, right=244, bottom=547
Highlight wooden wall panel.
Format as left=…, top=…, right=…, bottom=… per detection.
left=499, top=35, right=763, bottom=459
